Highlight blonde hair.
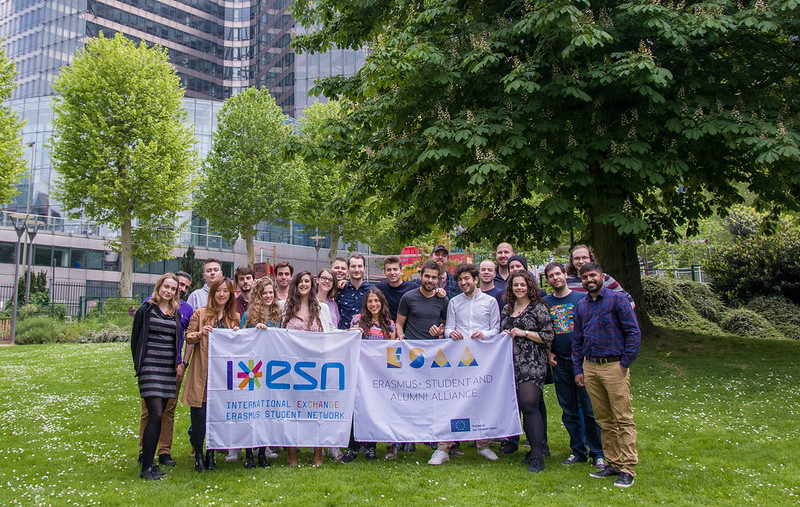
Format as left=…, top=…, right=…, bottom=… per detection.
left=150, top=273, right=180, bottom=316
left=245, top=277, right=281, bottom=328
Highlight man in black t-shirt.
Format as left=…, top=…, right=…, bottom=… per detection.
left=396, top=260, right=448, bottom=339
left=375, top=255, right=417, bottom=321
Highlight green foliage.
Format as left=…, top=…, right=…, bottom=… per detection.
left=0, top=40, right=26, bottom=205
left=673, top=280, right=727, bottom=324
left=707, top=223, right=800, bottom=304
left=179, top=245, right=204, bottom=292
left=50, top=32, right=196, bottom=297
left=13, top=317, right=63, bottom=345
left=292, top=0, right=800, bottom=321
left=194, top=87, right=306, bottom=264
left=743, top=295, right=800, bottom=341
left=720, top=308, right=785, bottom=341
left=76, top=324, right=129, bottom=343
left=13, top=269, right=49, bottom=305
left=640, top=276, right=723, bottom=335
left=14, top=303, right=67, bottom=322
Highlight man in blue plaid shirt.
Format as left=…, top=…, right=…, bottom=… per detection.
left=572, top=262, right=640, bottom=489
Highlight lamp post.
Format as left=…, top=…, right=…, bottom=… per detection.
left=310, top=234, right=325, bottom=273
left=8, top=213, right=29, bottom=345
left=23, top=142, right=36, bottom=304
left=24, top=219, right=42, bottom=304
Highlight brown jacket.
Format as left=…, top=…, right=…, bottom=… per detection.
left=181, top=308, right=240, bottom=407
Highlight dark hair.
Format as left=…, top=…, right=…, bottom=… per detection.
left=544, top=261, right=566, bottom=278
left=358, top=288, right=393, bottom=339
left=579, top=262, right=603, bottom=276
left=566, top=244, right=596, bottom=277
left=203, top=277, right=239, bottom=328
left=453, top=263, right=479, bottom=280
left=383, top=255, right=401, bottom=268
left=245, top=277, right=281, bottom=328
left=175, top=270, right=192, bottom=283
left=282, top=271, right=322, bottom=331
left=348, top=253, right=366, bottom=267
left=235, top=265, right=254, bottom=282
left=275, top=261, right=294, bottom=275
left=420, top=260, right=441, bottom=276
left=317, top=268, right=338, bottom=300
left=204, top=257, right=222, bottom=267
left=503, top=271, right=543, bottom=313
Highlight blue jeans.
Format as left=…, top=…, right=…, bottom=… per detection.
left=552, top=356, right=603, bottom=460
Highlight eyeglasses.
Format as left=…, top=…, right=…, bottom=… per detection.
left=318, top=276, right=334, bottom=283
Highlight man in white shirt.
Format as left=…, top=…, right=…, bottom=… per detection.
left=428, top=263, right=501, bottom=465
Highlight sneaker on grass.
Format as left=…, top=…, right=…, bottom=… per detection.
left=226, top=449, right=240, bottom=462
left=593, top=457, right=607, bottom=470
left=477, top=448, right=499, bottom=461
left=561, top=454, right=585, bottom=465
left=615, top=472, right=635, bottom=488
left=427, top=450, right=450, bottom=465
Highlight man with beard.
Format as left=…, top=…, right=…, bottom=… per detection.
left=429, top=244, right=460, bottom=299
left=234, top=265, right=255, bottom=316
left=573, top=262, right=640, bottom=488
left=336, top=253, right=374, bottom=330
left=396, top=260, right=448, bottom=339
left=274, top=261, right=293, bottom=302
left=138, top=270, right=194, bottom=468
left=494, top=242, right=514, bottom=292
left=543, top=262, right=605, bottom=470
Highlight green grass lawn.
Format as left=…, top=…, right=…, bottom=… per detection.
left=0, top=330, right=798, bottom=506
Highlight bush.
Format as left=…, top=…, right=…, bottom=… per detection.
left=673, top=280, right=728, bottom=324
left=720, top=308, right=786, bottom=340
left=641, top=276, right=723, bottom=335
left=15, top=303, right=68, bottom=322
left=743, top=295, right=800, bottom=341
left=77, top=324, right=129, bottom=343
left=707, top=225, right=800, bottom=304
left=14, top=317, right=66, bottom=345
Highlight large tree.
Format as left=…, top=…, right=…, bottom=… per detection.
left=0, top=41, right=27, bottom=205
left=194, top=87, right=306, bottom=265
left=51, top=33, right=196, bottom=297
left=293, top=0, right=800, bottom=329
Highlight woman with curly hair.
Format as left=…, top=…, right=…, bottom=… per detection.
left=131, top=273, right=182, bottom=480
left=242, top=277, right=282, bottom=330
left=182, top=277, right=240, bottom=472
left=281, top=271, right=332, bottom=467
left=501, top=271, right=554, bottom=474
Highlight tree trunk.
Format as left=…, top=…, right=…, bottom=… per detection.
left=119, top=219, right=133, bottom=298
left=589, top=203, right=655, bottom=338
left=245, top=230, right=254, bottom=266
left=327, top=221, right=341, bottom=264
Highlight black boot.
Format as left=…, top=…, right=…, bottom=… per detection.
left=194, top=453, right=206, bottom=472
left=257, top=448, right=270, bottom=468
left=244, top=449, right=255, bottom=469
left=205, top=450, right=216, bottom=470
left=140, top=465, right=163, bottom=480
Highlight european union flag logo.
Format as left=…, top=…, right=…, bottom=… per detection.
left=450, top=418, right=471, bottom=432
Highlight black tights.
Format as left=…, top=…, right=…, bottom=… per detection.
left=190, top=403, right=207, bottom=456
left=142, top=397, right=168, bottom=469
left=517, top=381, right=544, bottom=459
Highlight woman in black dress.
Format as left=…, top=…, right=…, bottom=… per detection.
left=501, top=271, right=554, bottom=473
left=131, top=273, right=182, bottom=480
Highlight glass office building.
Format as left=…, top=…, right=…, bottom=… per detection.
left=0, top=0, right=368, bottom=296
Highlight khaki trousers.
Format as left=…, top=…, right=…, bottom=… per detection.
left=138, top=371, right=184, bottom=456
left=583, top=360, right=638, bottom=475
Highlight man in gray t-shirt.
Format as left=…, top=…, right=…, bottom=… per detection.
left=396, top=260, right=448, bottom=339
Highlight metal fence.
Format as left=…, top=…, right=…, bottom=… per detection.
left=642, top=265, right=707, bottom=283
left=0, top=281, right=152, bottom=317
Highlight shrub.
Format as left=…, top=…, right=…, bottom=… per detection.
left=15, top=303, right=68, bottom=322
left=707, top=225, right=800, bottom=304
left=13, top=317, right=66, bottom=345
left=743, top=295, right=800, bottom=341
left=673, top=280, right=728, bottom=324
left=641, top=276, right=723, bottom=335
left=77, top=324, right=129, bottom=343
left=720, top=308, right=786, bottom=340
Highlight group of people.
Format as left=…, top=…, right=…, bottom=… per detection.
left=130, top=242, right=641, bottom=488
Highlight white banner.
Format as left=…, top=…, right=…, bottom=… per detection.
left=353, top=335, right=522, bottom=442
left=206, top=328, right=361, bottom=448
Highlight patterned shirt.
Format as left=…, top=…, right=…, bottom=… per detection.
left=572, top=287, right=641, bottom=374
left=336, top=281, right=375, bottom=330
left=350, top=314, right=396, bottom=340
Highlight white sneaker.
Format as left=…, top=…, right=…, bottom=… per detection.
left=427, top=449, right=450, bottom=465
left=264, top=447, right=278, bottom=459
left=328, top=447, right=344, bottom=460
left=478, top=448, right=499, bottom=461
left=226, top=449, right=240, bottom=462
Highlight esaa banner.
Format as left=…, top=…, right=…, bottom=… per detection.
left=354, top=335, right=522, bottom=443
left=206, top=328, right=361, bottom=448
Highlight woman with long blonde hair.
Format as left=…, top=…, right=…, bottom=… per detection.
left=182, top=277, right=239, bottom=472
left=131, top=273, right=182, bottom=480
left=242, top=277, right=282, bottom=330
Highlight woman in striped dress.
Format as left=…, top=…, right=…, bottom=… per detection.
left=131, top=273, right=182, bottom=480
